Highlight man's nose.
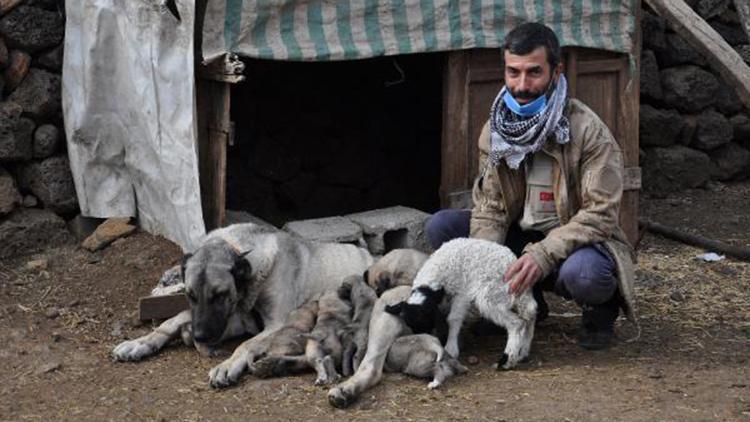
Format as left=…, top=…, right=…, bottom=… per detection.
left=519, top=74, right=532, bottom=91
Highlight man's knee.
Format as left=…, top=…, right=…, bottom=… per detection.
left=425, top=209, right=471, bottom=249
left=556, top=246, right=617, bottom=305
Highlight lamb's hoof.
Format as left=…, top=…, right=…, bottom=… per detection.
left=494, top=353, right=510, bottom=371
left=327, top=387, right=355, bottom=408
left=427, top=380, right=441, bottom=389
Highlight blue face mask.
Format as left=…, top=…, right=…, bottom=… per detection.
left=502, top=90, right=547, bottom=117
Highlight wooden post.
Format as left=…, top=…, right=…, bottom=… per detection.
left=441, top=51, right=470, bottom=206
left=645, top=0, right=750, bottom=110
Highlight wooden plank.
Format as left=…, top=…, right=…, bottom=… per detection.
left=577, top=58, right=629, bottom=75
left=440, top=51, right=470, bottom=206
left=564, top=49, right=578, bottom=97
left=139, top=294, right=188, bottom=321
left=196, top=79, right=229, bottom=230
left=623, top=166, right=642, bottom=191
left=734, top=0, right=750, bottom=44
left=618, top=2, right=642, bottom=246
left=645, top=0, right=750, bottom=110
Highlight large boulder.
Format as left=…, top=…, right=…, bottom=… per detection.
left=709, top=20, right=748, bottom=46
left=691, top=109, right=733, bottom=150
left=0, top=6, right=64, bottom=53
left=661, top=65, right=719, bottom=113
left=641, top=146, right=713, bottom=196
left=695, top=0, right=730, bottom=20
left=642, top=10, right=667, bottom=52
left=736, top=45, right=750, bottom=65
left=715, top=81, right=744, bottom=115
left=18, top=155, right=78, bottom=214
left=0, top=166, right=21, bottom=215
left=639, top=105, right=683, bottom=147
left=0, top=101, right=33, bottom=162
left=0, top=208, right=73, bottom=259
left=32, top=124, right=59, bottom=158
left=709, top=142, right=750, bottom=180
left=7, top=68, right=61, bottom=120
left=730, top=113, right=750, bottom=149
left=640, top=50, right=662, bottom=102
left=656, top=33, right=707, bottom=68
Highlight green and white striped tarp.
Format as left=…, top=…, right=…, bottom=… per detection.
left=202, top=0, right=637, bottom=62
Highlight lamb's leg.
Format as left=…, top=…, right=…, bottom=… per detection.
left=518, top=319, right=535, bottom=361
left=327, top=312, right=406, bottom=408
left=444, top=296, right=472, bottom=358
left=113, top=310, right=191, bottom=361
left=489, top=310, right=524, bottom=370
left=428, top=356, right=469, bottom=389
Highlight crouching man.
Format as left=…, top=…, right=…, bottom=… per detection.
left=426, top=22, right=636, bottom=350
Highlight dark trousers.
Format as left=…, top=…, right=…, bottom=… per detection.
left=425, top=209, right=617, bottom=306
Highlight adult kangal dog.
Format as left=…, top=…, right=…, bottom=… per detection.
left=112, top=223, right=373, bottom=388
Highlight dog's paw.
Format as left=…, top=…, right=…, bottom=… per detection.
left=209, top=357, right=247, bottom=388
left=194, top=341, right=224, bottom=358
left=112, top=339, right=153, bottom=362
left=327, top=386, right=355, bottom=409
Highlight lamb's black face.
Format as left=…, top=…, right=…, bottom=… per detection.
left=385, top=286, right=445, bottom=334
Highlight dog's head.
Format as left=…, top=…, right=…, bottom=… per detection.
left=384, top=285, right=445, bottom=334
left=365, top=269, right=395, bottom=297
left=182, top=244, right=253, bottom=345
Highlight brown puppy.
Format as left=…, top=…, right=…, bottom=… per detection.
left=365, top=249, right=429, bottom=296
left=337, top=275, right=378, bottom=376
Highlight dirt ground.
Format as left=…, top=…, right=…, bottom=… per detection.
left=1, top=182, right=749, bottom=422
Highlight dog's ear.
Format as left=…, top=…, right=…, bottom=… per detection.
left=362, top=270, right=370, bottom=283
left=180, top=253, right=193, bottom=279
left=231, top=255, right=253, bottom=284
left=384, top=301, right=405, bottom=316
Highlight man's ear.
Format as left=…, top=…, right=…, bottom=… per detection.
left=231, top=256, right=253, bottom=285
left=180, top=253, right=193, bottom=280
left=384, top=301, right=405, bottom=316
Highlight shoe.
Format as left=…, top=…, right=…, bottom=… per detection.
left=578, top=295, right=620, bottom=350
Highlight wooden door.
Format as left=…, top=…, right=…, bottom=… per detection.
left=441, top=47, right=640, bottom=245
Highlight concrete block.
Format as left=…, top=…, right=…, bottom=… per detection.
left=346, top=206, right=431, bottom=255
left=283, top=216, right=365, bottom=246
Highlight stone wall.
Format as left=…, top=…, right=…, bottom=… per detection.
left=640, top=0, right=750, bottom=197
left=0, top=1, right=75, bottom=257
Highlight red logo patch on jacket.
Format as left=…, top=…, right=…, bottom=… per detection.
left=539, top=191, right=554, bottom=202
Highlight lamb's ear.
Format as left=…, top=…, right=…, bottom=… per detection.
left=231, top=252, right=253, bottom=285
left=180, top=253, right=193, bottom=279
left=384, top=301, right=405, bottom=316
left=432, top=287, right=446, bottom=304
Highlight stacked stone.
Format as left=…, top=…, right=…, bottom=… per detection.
left=640, top=0, right=750, bottom=196
left=0, top=1, right=75, bottom=258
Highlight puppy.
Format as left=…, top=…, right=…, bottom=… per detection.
left=365, top=249, right=428, bottom=296
left=385, top=334, right=467, bottom=389
left=337, top=275, right=378, bottom=375
left=247, top=299, right=319, bottom=378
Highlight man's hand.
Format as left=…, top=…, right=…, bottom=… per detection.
left=504, top=253, right=542, bottom=295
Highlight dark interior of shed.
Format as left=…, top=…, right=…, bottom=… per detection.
left=226, top=53, right=444, bottom=226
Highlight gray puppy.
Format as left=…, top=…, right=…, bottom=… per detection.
left=337, top=274, right=378, bottom=376
left=365, top=249, right=428, bottom=296
left=385, top=334, right=467, bottom=389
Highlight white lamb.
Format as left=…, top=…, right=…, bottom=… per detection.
left=385, top=237, right=537, bottom=370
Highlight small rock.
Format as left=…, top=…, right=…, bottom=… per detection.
left=669, top=291, right=685, bottom=302
left=82, top=218, right=136, bottom=251
left=32, top=124, right=59, bottom=158
left=110, top=321, right=124, bottom=338
left=467, top=355, right=480, bottom=365
left=25, top=258, right=48, bottom=271
left=44, top=307, right=59, bottom=319
left=35, top=361, right=61, bottom=375
left=22, top=194, right=38, bottom=208
left=0, top=166, right=21, bottom=215
left=0, top=6, right=64, bottom=53
left=18, top=155, right=78, bottom=214
left=86, top=253, right=102, bottom=264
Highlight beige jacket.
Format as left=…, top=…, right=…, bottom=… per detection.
left=470, top=98, right=637, bottom=322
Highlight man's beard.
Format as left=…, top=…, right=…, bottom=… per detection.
left=509, top=88, right=544, bottom=102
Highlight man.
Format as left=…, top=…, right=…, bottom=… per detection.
left=425, top=22, right=636, bottom=350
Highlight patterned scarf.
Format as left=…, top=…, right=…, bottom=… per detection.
left=489, top=74, right=570, bottom=169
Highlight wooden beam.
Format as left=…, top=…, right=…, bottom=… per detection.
left=196, top=78, right=230, bottom=230
left=640, top=219, right=750, bottom=262
left=645, top=0, right=750, bottom=110
left=734, top=0, right=750, bottom=44
left=139, top=294, right=188, bottom=321
left=440, top=51, right=470, bottom=206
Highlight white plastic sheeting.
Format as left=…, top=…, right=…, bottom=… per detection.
left=62, top=0, right=205, bottom=251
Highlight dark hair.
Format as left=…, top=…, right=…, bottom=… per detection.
left=503, top=22, right=561, bottom=69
